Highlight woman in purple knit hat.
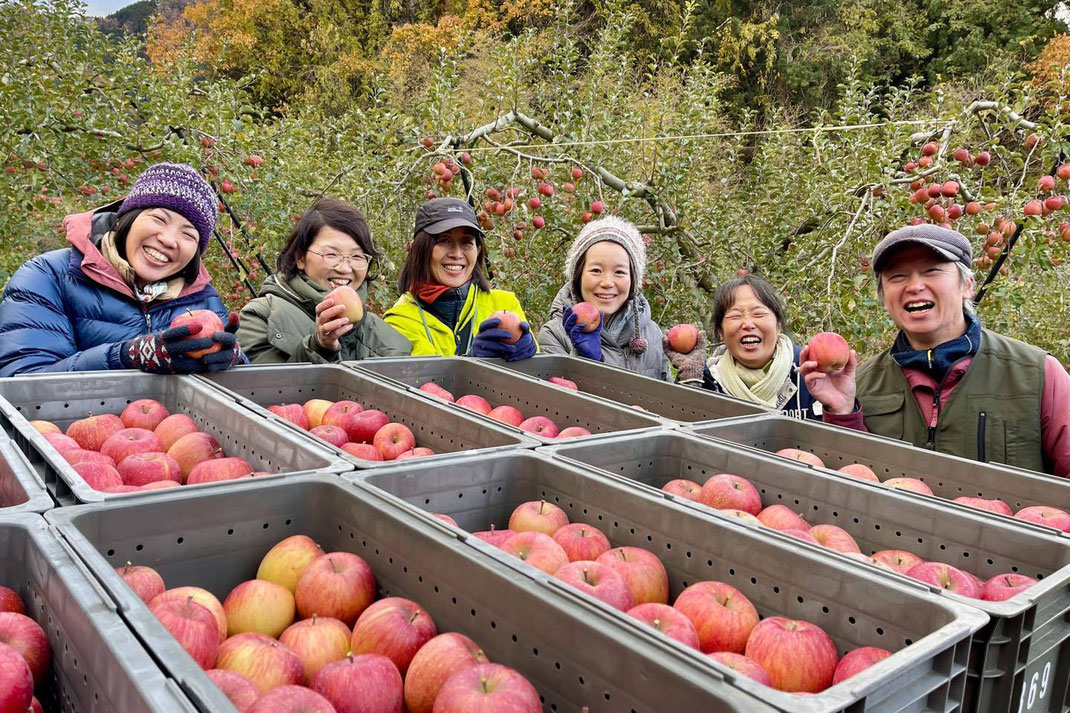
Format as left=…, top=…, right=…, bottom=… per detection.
left=0, top=162, right=245, bottom=376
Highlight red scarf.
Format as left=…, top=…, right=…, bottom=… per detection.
left=415, top=282, right=452, bottom=304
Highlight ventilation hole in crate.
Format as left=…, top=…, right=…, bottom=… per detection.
left=433, top=585, right=439, bottom=593
left=481, top=489, right=487, bottom=495
left=577, top=675, right=585, bottom=685
left=987, top=558, right=994, bottom=565
left=135, top=544, right=143, bottom=552
left=512, top=634, right=518, bottom=643
left=895, top=531, right=902, bottom=537
left=226, top=529, right=235, bottom=536
left=285, top=519, right=292, bottom=525
left=832, top=511, right=839, bottom=518
left=797, top=596, right=804, bottom=603
left=263, top=522, right=270, bottom=529
left=1011, top=565, right=1019, bottom=572
left=176, top=537, right=184, bottom=544
left=852, top=518, right=859, bottom=524
left=874, top=525, right=881, bottom=531
left=402, top=566, right=408, bottom=574
left=728, top=568, right=735, bottom=576
left=532, top=647, right=539, bottom=656
left=939, top=544, right=946, bottom=550
left=424, top=498, right=431, bottom=505
left=451, top=596, right=459, bottom=605
left=750, top=577, right=757, bottom=585
left=822, top=606, right=829, bottom=614
left=106, top=549, right=115, bottom=556
left=772, top=586, right=780, bottom=594
left=665, top=543, right=672, bottom=551
left=876, top=627, right=884, bottom=636
left=904, top=638, right=913, bottom=646
left=848, top=616, right=856, bottom=624
left=709, top=561, right=716, bottom=569
left=794, top=499, right=801, bottom=506
left=686, top=551, right=692, bottom=559
left=962, top=552, right=970, bottom=558
left=681, top=580, right=689, bottom=588
left=646, top=535, right=653, bottom=543
left=812, top=505, right=819, bottom=511
left=457, top=493, right=463, bottom=499
left=549, top=704, right=556, bottom=712
left=597, top=515, right=604, bottom=521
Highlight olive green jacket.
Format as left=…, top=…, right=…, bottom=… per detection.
left=237, top=273, right=411, bottom=364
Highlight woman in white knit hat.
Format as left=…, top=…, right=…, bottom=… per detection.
left=538, top=216, right=670, bottom=380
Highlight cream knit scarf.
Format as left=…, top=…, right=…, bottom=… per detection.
left=712, top=334, right=794, bottom=408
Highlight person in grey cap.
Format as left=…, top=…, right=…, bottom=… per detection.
left=0, top=162, right=245, bottom=376
left=385, top=197, right=537, bottom=359
left=801, top=223, right=1069, bottom=477
left=538, top=215, right=670, bottom=380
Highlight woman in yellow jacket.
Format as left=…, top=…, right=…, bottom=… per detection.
left=385, top=198, right=537, bottom=359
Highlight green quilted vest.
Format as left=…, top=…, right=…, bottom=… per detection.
left=856, top=329, right=1048, bottom=472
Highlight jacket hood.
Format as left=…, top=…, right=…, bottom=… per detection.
left=63, top=204, right=215, bottom=299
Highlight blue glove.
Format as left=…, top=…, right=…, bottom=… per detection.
left=563, top=306, right=602, bottom=361
left=201, top=312, right=244, bottom=372
left=469, top=317, right=538, bottom=361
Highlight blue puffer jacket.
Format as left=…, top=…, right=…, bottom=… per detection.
left=0, top=205, right=229, bottom=376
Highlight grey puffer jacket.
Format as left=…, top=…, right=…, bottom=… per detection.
left=537, top=285, right=669, bottom=380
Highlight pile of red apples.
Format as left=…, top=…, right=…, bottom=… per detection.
left=775, top=448, right=1070, bottom=534
left=265, top=400, right=430, bottom=462
left=661, top=470, right=1039, bottom=602
left=117, top=536, right=542, bottom=713
left=31, top=400, right=269, bottom=493
left=416, top=382, right=592, bottom=439
left=432, top=501, right=889, bottom=694
left=0, top=585, right=51, bottom=713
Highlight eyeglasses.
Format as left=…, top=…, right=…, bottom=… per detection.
left=306, top=249, right=371, bottom=270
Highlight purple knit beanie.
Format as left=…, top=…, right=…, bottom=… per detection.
left=117, top=163, right=217, bottom=253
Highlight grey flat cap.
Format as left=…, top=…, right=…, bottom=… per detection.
left=872, top=224, right=973, bottom=274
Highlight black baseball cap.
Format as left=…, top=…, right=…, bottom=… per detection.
left=413, top=198, right=484, bottom=238
left=872, top=224, right=973, bottom=275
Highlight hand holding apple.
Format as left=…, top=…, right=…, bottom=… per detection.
left=799, top=343, right=858, bottom=415
left=315, top=291, right=357, bottom=351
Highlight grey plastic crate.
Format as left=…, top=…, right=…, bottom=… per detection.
left=0, top=512, right=196, bottom=712
left=47, top=476, right=777, bottom=713
left=0, top=438, right=52, bottom=514
left=0, top=371, right=349, bottom=504
left=691, top=414, right=1070, bottom=540
left=347, top=450, right=989, bottom=713
left=352, top=356, right=665, bottom=443
left=489, top=354, right=766, bottom=423
left=543, top=430, right=1070, bottom=713
left=196, top=363, right=537, bottom=467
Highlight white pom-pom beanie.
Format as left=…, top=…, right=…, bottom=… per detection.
left=564, top=215, right=646, bottom=298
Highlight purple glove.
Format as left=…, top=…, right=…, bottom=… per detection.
left=201, top=312, right=244, bottom=372
left=469, top=317, right=538, bottom=361
left=563, top=306, right=602, bottom=361
left=662, top=329, right=707, bottom=383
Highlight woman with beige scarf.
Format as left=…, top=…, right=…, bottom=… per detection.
left=662, top=274, right=821, bottom=420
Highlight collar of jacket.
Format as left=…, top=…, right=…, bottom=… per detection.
left=63, top=204, right=215, bottom=302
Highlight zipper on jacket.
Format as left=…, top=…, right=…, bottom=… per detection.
left=925, top=355, right=972, bottom=451
left=977, top=411, right=987, bottom=462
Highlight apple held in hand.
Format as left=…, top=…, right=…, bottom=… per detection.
left=325, top=285, right=363, bottom=323
left=571, top=302, right=602, bottom=332
left=432, top=663, right=541, bottom=713
left=508, top=500, right=569, bottom=536
left=488, top=311, right=523, bottom=343
left=349, top=597, right=437, bottom=677
left=295, top=552, right=376, bottom=627
left=666, top=324, right=699, bottom=354
left=745, top=617, right=839, bottom=693
left=627, top=603, right=700, bottom=649
left=807, top=332, right=851, bottom=373
left=171, top=309, right=224, bottom=358
left=673, top=581, right=758, bottom=654
left=596, top=546, right=669, bottom=606
left=404, top=632, right=490, bottom=713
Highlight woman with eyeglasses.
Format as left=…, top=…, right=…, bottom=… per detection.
left=237, top=198, right=412, bottom=363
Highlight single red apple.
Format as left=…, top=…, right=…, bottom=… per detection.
left=952, top=496, right=1013, bottom=516
left=980, top=573, right=1038, bottom=602
left=547, top=376, right=578, bottom=390
left=552, top=523, right=611, bottom=562
left=404, top=632, right=489, bottom=713
left=373, top=423, right=417, bottom=461
left=745, top=616, right=839, bottom=693
left=117, top=451, right=182, bottom=486
left=324, top=285, right=363, bottom=323
left=66, top=413, right=124, bottom=451
left=0, top=587, right=25, bottom=616
left=312, top=653, right=403, bottom=713
left=807, top=332, right=851, bottom=373
left=341, top=442, right=383, bottom=461
left=832, top=646, right=891, bottom=685
left=471, top=526, right=517, bottom=548
left=757, top=505, right=810, bottom=531
left=349, top=597, right=437, bottom=676
left=171, top=310, right=225, bottom=358
left=905, top=562, right=982, bottom=598
left=320, top=401, right=363, bottom=430
left=294, top=552, right=376, bottom=627
left=709, top=651, right=773, bottom=686
left=0, top=642, right=33, bottom=713
left=279, top=614, right=351, bottom=684
left=149, top=597, right=219, bottom=670
left=500, top=532, right=569, bottom=575
left=673, top=581, right=759, bottom=654
left=120, top=399, right=170, bottom=431
left=666, top=324, right=700, bottom=354
left=187, top=456, right=253, bottom=485
left=662, top=479, right=703, bottom=502
left=626, top=602, right=700, bottom=649
left=596, top=546, right=669, bottom=606
left=205, top=669, right=260, bottom=712
left=150, top=587, right=227, bottom=642
left=115, top=562, right=166, bottom=604
left=774, top=448, right=825, bottom=468
left=870, top=550, right=923, bottom=574
left=700, top=473, right=762, bottom=515
left=571, top=302, right=601, bottom=332
left=344, top=409, right=389, bottom=444
left=248, top=685, right=338, bottom=713
left=884, top=477, right=934, bottom=496
left=418, top=382, right=455, bottom=402
left=487, top=405, right=525, bottom=426
left=223, top=579, right=296, bottom=639
left=268, top=404, right=310, bottom=430
left=487, top=311, right=522, bottom=344
left=518, top=416, right=560, bottom=438
left=455, top=394, right=493, bottom=414
left=216, top=632, right=303, bottom=693
left=167, top=432, right=223, bottom=482
left=809, top=524, right=861, bottom=554
left=1014, top=505, right=1070, bottom=533
left=310, top=425, right=349, bottom=448
left=257, top=535, right=325, bottom=594
left=837, top=463, right=880, bottom=482
left=154, top=413, right=199, bottom=451
left=556, top=426, right=592, bottom=439
left=432, top=663, right=541, bottom=713
left=508, top=500, right=569, bottom=536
